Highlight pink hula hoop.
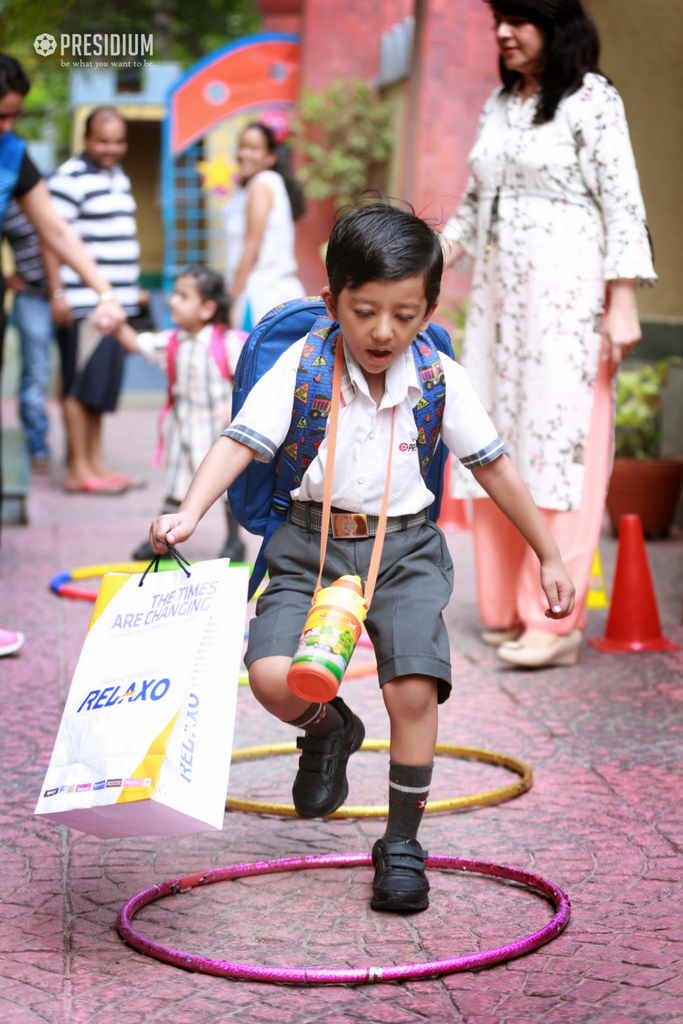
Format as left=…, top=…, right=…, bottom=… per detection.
left=117, top=852, right=570, bottom=984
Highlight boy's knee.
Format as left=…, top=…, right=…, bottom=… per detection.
left=248, top=655, right=291, bottom=706
left=383, top=675, right=438, bottom=721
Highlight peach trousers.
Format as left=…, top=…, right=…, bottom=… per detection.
left=471, top=347, right=613, bottom=636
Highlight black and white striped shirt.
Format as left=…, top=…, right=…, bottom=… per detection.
left=2, top=198, right=48, bottom=293
left=48, top=153, right=140, bottom=316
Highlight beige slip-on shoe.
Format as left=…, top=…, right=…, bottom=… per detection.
left=497, top=629, right=583, bottom=668
left=481, top=625, right=524, bottom=647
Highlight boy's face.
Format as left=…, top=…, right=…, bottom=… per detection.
left=321, top=276, right=435, bottom=383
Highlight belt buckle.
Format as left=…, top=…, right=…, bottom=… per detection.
left=330, top=512, right=369, bottom=539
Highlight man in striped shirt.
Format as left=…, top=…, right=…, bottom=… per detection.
left=45, top=106, right=141, bottom=493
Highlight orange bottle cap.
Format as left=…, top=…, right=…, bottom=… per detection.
left=333, top=575, right=363, bottom=596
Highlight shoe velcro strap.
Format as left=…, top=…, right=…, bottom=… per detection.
left=381, top=843, right=428, bottom=862
left=297, top=751, right=334, bottom=773
left=296, top=734, right=341, bottom=754
left=382, top=853, right=428, bottom=871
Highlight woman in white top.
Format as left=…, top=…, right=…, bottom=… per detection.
left=224, top=123, right=306, bottom=331
left=441, top=0, right=656, bottom=667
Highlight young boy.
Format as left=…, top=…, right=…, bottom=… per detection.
left=149, top=203, right=575, bottom=914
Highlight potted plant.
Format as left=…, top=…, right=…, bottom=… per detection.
left=606, top=358, right=683, bottom=537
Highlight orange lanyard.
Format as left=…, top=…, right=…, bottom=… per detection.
left=313, top=337, right=395, bottom=609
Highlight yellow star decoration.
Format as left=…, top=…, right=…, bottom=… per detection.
left=195, top=154, right=238, bottom=193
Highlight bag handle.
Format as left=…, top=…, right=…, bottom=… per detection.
left=313, top=337, right=395, bottom=610
left=139, top=543, right=191, bottom=587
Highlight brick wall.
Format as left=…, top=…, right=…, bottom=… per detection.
left=300, top=0, right=413, bottom=91
left=286, top=0, right=500, bottom=299
left=411, top=0, right=499, bottom=301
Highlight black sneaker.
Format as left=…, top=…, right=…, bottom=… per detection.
left=292, top=697, right=365, bottom=818
left=371, top=837, right=430, bottom=912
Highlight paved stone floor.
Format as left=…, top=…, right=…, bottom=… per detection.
left=1, top=398, right=682, bottom=1024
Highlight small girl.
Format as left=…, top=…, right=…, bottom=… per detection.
left=114, top=266, right=246, bottom=562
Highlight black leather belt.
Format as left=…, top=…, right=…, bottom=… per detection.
left=288, top=500, right=429, bottom=538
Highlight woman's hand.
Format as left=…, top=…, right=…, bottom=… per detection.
left=94, top=296, right=126, bottom=334
left=149, top=510, right=198, bottom=554
left=440, top=236, right=465, bottom=268
left=540, top=555, right=576, bottom=619
left=605, top=279, right=641, bottom=373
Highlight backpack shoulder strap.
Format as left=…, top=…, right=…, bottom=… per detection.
left=152, top=328, right=181, bottom=469
left=208, top=323, right=234, bottom=383
left=272, top=316, right=338, bottom=513
left=248, top=317, right=337, bottom=598
left=411, top=334, right=446, bottom=479
left=165, top=328, right=181, bottom=396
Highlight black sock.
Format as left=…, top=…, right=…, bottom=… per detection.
left=384, top=761, right=434, bottom=844
left=287, top=701, right=344, bottom=738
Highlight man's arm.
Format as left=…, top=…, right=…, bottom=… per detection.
left=471, top=455, right=575, bottom=618
left=150, top=437, right=255, bottom=553
left=18, top=180, right=124, bottom=332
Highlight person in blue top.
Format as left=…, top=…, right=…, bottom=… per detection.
left=0, top=53, right=126, bottom=657
left=149, top=201, right=575, bottom=914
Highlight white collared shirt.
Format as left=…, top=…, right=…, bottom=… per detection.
left=224, top=337, right=505, bottom=516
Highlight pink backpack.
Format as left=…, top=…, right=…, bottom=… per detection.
left=153, top=324, right=245, bottom=467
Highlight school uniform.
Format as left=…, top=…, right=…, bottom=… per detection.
left=138, top=325, right=243, bottom=502
left=224, top=337, right=505, bottom=702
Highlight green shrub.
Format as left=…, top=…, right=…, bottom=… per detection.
left=614, top=358, right=682, bottom=459
left=292, top=79, right=393, bottom=210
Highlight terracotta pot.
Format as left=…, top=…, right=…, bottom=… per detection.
left=606, top=458, right=683, bottom=537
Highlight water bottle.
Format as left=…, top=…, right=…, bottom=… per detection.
left=287, top=575, right=367, bottom=702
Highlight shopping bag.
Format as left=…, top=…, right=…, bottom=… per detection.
left=35, top=558, right=249, bottom=839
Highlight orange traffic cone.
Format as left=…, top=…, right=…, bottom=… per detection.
left=438, top=454, right=472, bottom=532
left=588, top=514, right=679, bottom=653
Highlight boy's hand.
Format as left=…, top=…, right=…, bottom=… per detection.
left=149, top=510, right=198, bottom=554
left=540, top=556, right=576, bottom=619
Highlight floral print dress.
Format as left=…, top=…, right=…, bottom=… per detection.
left=443, top=73, right=656, bottom=511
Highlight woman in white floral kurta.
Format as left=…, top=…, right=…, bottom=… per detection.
left=442, top=0, right=656, bottom=667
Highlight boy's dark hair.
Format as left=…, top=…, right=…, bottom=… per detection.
left=243, top=122, right=306, bottom=221
left=179, top=265, right=231, bottom=325
left=326, top=198, right=443, bottom=310
left=0, top=53, right=30, bottom=99
left=484, top=0, right=604, bottom=125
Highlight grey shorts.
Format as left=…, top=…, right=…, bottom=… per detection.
left=245, top=517, right=454, bottom=703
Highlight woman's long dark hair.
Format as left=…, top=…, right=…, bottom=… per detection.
left=243, top=122, right=306, bottom=221
left=485, top=0, right=605, bottom=124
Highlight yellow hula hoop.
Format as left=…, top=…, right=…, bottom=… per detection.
left=226, top=739, right=532, bottom=818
